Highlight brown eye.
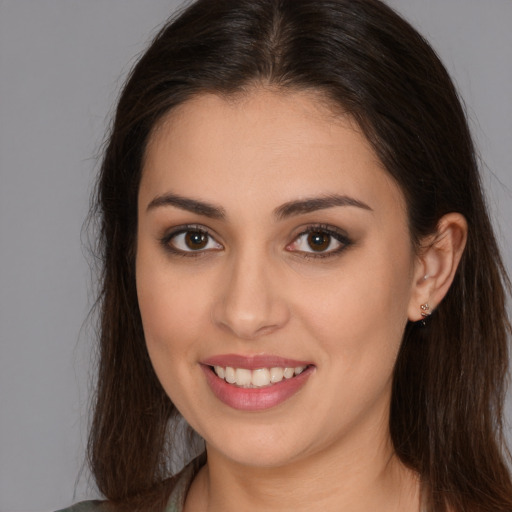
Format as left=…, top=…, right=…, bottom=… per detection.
left=164, top=227, right=223, bottom=254
left=286, top=226, right=351, bottom=258
left=185, top=231, right=208, bottom=250
left=307, top=231, right=331, bottom=251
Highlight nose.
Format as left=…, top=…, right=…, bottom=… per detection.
left=212, top=251, right=290, bottom=340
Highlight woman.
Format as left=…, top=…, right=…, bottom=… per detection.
left=60, top=0, right=512, bottom=511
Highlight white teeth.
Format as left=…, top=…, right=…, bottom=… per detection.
left=213, top=365, right=307, bottom=388
left=270, top=367, right=284, bottom=383
left=252, top=368, right=271, bottom=387
left=283, top=367, right=295, bottom=379
left=225, top=366, right=236, bottom=384
left=235, top=368, right=252, bottom=386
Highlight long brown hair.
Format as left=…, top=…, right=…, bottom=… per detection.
left=88, top=0, right=512, bottom=510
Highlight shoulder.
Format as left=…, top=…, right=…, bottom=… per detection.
left=55, top=455, right=205, bottom=512
left=55, top=500, right=105, bottom=512
left=166, top=454, right=206, bottom=511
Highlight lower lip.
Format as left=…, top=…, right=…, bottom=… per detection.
left=201, top=365, right=314, bottom=411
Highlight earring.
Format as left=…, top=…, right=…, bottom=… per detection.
left=420, top=303, right=431, bottom=326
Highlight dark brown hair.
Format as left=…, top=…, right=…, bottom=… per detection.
left=88, top=0, right=512, bottom=510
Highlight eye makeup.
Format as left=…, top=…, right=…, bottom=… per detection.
left=286, top=223, right=353, bottom=259
left=159, top=224, right=223, bottom=257
left=158, top=222, right=353, bottom=260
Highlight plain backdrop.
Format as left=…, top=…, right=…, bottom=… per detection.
left=0, top=1, right=511, bottom=511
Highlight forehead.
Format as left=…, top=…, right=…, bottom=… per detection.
left=140, top=89, right=406, bottom=220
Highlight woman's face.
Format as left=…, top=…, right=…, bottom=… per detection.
left=136, top=89, right=420, bottom=468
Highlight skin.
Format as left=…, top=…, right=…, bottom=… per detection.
left=136, top=89, right=467, bottom=512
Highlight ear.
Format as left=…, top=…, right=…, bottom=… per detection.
left=407, top=213, right=468, bottom=322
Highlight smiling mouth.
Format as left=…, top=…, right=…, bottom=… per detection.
left=210, top=365, right=309, bottom=388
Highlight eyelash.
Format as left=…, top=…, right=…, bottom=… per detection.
left=159, top=223, right=352, bottom=259
left=286, top=224, right=352, bottom=259
left=160, top=224, right=222, bottom=257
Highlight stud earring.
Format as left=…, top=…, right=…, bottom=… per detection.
left=420, top=303, right=431, bottom=325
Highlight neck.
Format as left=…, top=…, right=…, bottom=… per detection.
left=185, top=426, right=421, bottom=512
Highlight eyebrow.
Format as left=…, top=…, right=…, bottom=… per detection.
left=146, top=192, right=372, bottom=220
left=273, top=194, right=373, bottom=219
left=147, top=192, right=226, bottom=219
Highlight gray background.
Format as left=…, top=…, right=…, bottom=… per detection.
left=0, top=1, right=511, bottom=511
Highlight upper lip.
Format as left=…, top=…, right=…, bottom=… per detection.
left=201, top=354, right=313, bottom=370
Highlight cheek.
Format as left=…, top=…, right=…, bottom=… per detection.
left=291, top=256, right=412, bottom=436
left=136, top=232, right=213, bottom=329
left=135, top=247, right=208, bottom=382
left=136, top=263, right=210, bottom=420
left=294, top=244, right=413, bottom=373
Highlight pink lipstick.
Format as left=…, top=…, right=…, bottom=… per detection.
left=201, top=354, right=315, bottom=411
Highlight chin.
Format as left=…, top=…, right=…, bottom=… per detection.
left=209, top=439, right=307, bottom=469
left=198, top=417, right=324, bottom=470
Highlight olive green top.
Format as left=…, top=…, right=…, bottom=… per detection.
left=55, top=458, right=201, bottom=512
